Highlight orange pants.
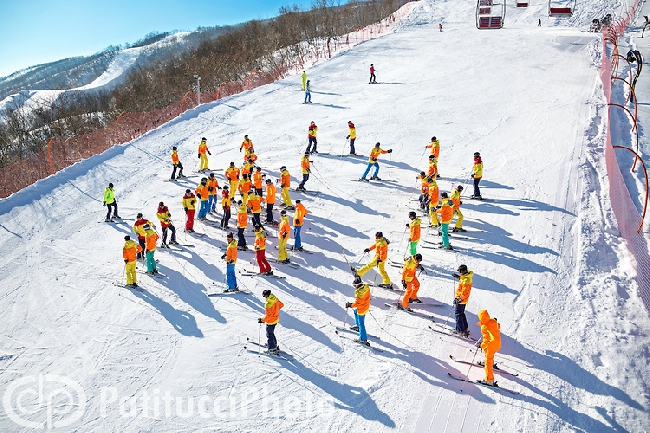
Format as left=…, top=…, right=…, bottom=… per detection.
left=401, top=278, right=420, bottom=308
left=484, top=349, right=496, bottom=381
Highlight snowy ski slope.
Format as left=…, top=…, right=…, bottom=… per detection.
left=0, top=0, right=648, bottom=431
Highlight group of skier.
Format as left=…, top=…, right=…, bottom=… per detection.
left=109, top=81, right=500, bottom=383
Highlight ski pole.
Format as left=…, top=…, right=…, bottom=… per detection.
left=445, top=277, right=456, bottom=327
left=258, top=321, right=262, bottom=356
left=340, top=138, right=349, bottom=157
left=342, top=305, right=349, bottom=328
left=463, top=345, right=481, bottom=384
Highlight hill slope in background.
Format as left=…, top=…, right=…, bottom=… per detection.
left=0, top=1, right=648, bottom=431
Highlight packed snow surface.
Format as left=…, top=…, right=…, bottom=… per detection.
left=1, top=0, right=649, bottom=431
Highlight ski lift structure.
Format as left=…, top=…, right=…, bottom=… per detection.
left=548, top=0, right=576, bottom=17
left=476, top=0, right=506, bottom=29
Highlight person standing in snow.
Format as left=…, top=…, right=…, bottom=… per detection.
left=406, top=211, right=421, bottom=256
left=399, top=253, right=424, bottom=310
left=143, top=223, right=159, bottom=275
left=293, top=200, right=308, bottom=251
left=221, top=232, right=238, bottom=291
left=133, top=213, right=152, bottom=259
left=170, top=146, right=185, bottom=180
left=207, top=173, right=220, bottom=213
left=240, top=135, right=253, bottom=153
left=103, top=183, right=120, bottom=222
left=304, top=80, right=312, bottom=104
left=156, top=202, right=178, bottom=247
left=278, top=210, right=291, bottom=263
left=345, top=280, right=371, bottom=346
left=426, top=136, right=441, bottom=159
left=238, top=173, right=252, bottom=207
left=247, top=190, right=263, bottom=228
left=236, top=200, right=249, bottom=251
left=182, top=189, right=197, bottom=232
left=259, top=289, right=284, bottom=354
left=301, top=71, right=307, bottom=91
left=197, top=137, right=211, bottom=172
left=427, top=154, right=439, bottom=178
left=451, top=185, right=466, bottom=232
left=436, top=193, right=454, bottom=250
left=123, top=235, right=142, bottom=288
left=220, top=186, right=231, bottom=229
left=252, top=166, right=264, bottom=196
left=264, top=179, right=277, bottom=224
left=439, top=23, right=443, bottom=32
left=254, top=225, right=273, bottom=275
left=471, top=152, right=483, bottom=199
left=225, top=162, right=240, bottom=199
left=452, top=264, right=473, bottom=337
left=297, top=152, right=311, bottom=192
left=306, top=121, right=318, bottom=154
left=353, top=232, right=392, bottom=289
left=278, top=166, right=294, bottom=209
left=346, top=121, right=357, bottom=155
left=195, top=177, right=210, bottom=220
left=369, top=64, right=377, bottom=83
left=360, top=142, right=392, bottom=181
left=475, top=309, right=501, bottom=386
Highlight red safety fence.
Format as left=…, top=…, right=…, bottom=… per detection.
left=0, top=2, right=415, bottom=199
left=600, top=0, right=650, bottom=313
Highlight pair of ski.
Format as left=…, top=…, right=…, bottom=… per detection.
left=447, top=356, right=519, bottom=394
left=333, top=326, right=383, bottom=352
left=137, top=270, right=167, bottom=279
left=384, top=303, right=436, bottom=320
left=428, top=324, right=478, bottom=342
left=207, top=282, right=252, bottom=297
left=113, top=282, right=144, bottom=292
left=244, top=338, right=292, bottom=360
left=448, top=355, right=518, bottom=377
left=292, top=189, right=320, bottom=196
left=267, top=257, right=299, bottom=268
left=240, top=269, right=286, bottom=279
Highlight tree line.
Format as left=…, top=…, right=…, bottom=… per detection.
left=0, top=0, right=408, bottom=168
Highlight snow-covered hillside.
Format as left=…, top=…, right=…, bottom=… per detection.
left=1, top=1, right=649, bottom=432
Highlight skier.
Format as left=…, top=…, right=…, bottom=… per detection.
left=418, top=172, right=430, bottom=211
left=221, top=232, right=238, bottom=291
left=360, top=142, right=393, bottom=181
left=304, top=80, right=312, bottom=104
left=207, top=173, right=220, bottom=213
left=278, top=166, right=294, bottom=209
left=406, top=211, right=421, bottom=256
left=195, top=177, right=210, bottom=220
left=156, top=202, right=178, bottom=247
left=236, top=200, right=248, bottom=250
left=122, top=235, right=142, bottom=288
left=471, top=152, right=483, bottom=199
left=353, top=232, right=391, bottom=288
left=247, top=191, right=263, bottom=227
left=182, top=189, right=197, bottom=232
left=297, top=152, right=311, bottom=192
left=220, top=186, right=231, bottom=229
left=439, top=22, right=443, bottom=32
left=170, top=146, right=185, bottom=180
left=436, top=193, right=453, bottom=250
left=427, top=174, right=440, bottom=211
left=452, top=264, right=474, bottom=336
left=225, top=162, right=240, bottom=199
left=244, top=147, right=258, bottom=163
left=427, top=154, right=438, bottom=178
left=301, top=70, right=307, bottom=91
left=238, top=173, right=252, bottom=206
left=252, top=166, right=264, bottom=196
left=346, top=121, right=357, bottom=155
left=264, top=178, right=277, bottom=224
left=258, top=289, right=284, bottom=354
left=475, top=309, right=501, bottom=386
left=133, top=213, right=152, bottom=259
left=345, top=280, right=371, bottom=346
left=240, top=135, right=253, bottom=153
left=197, top=137, right=211, bottom=172
left=426, top=136, right=440, bottom=159
left=450, top=185, right=465, bottom=232
left=369, top=64, right=377, bottom=83
left=278, top=210, right=291, bottom=263
left=143, top=223, right=159, bottom=274
left=254, top=225, right=273, bottom=275
left=400, top=253, right=424, bottom=310
left=293, top=200, right=308, bottom=251
left=103, top=183, right=120, bottom=222
left=306, top=121, right=318, bottom=154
